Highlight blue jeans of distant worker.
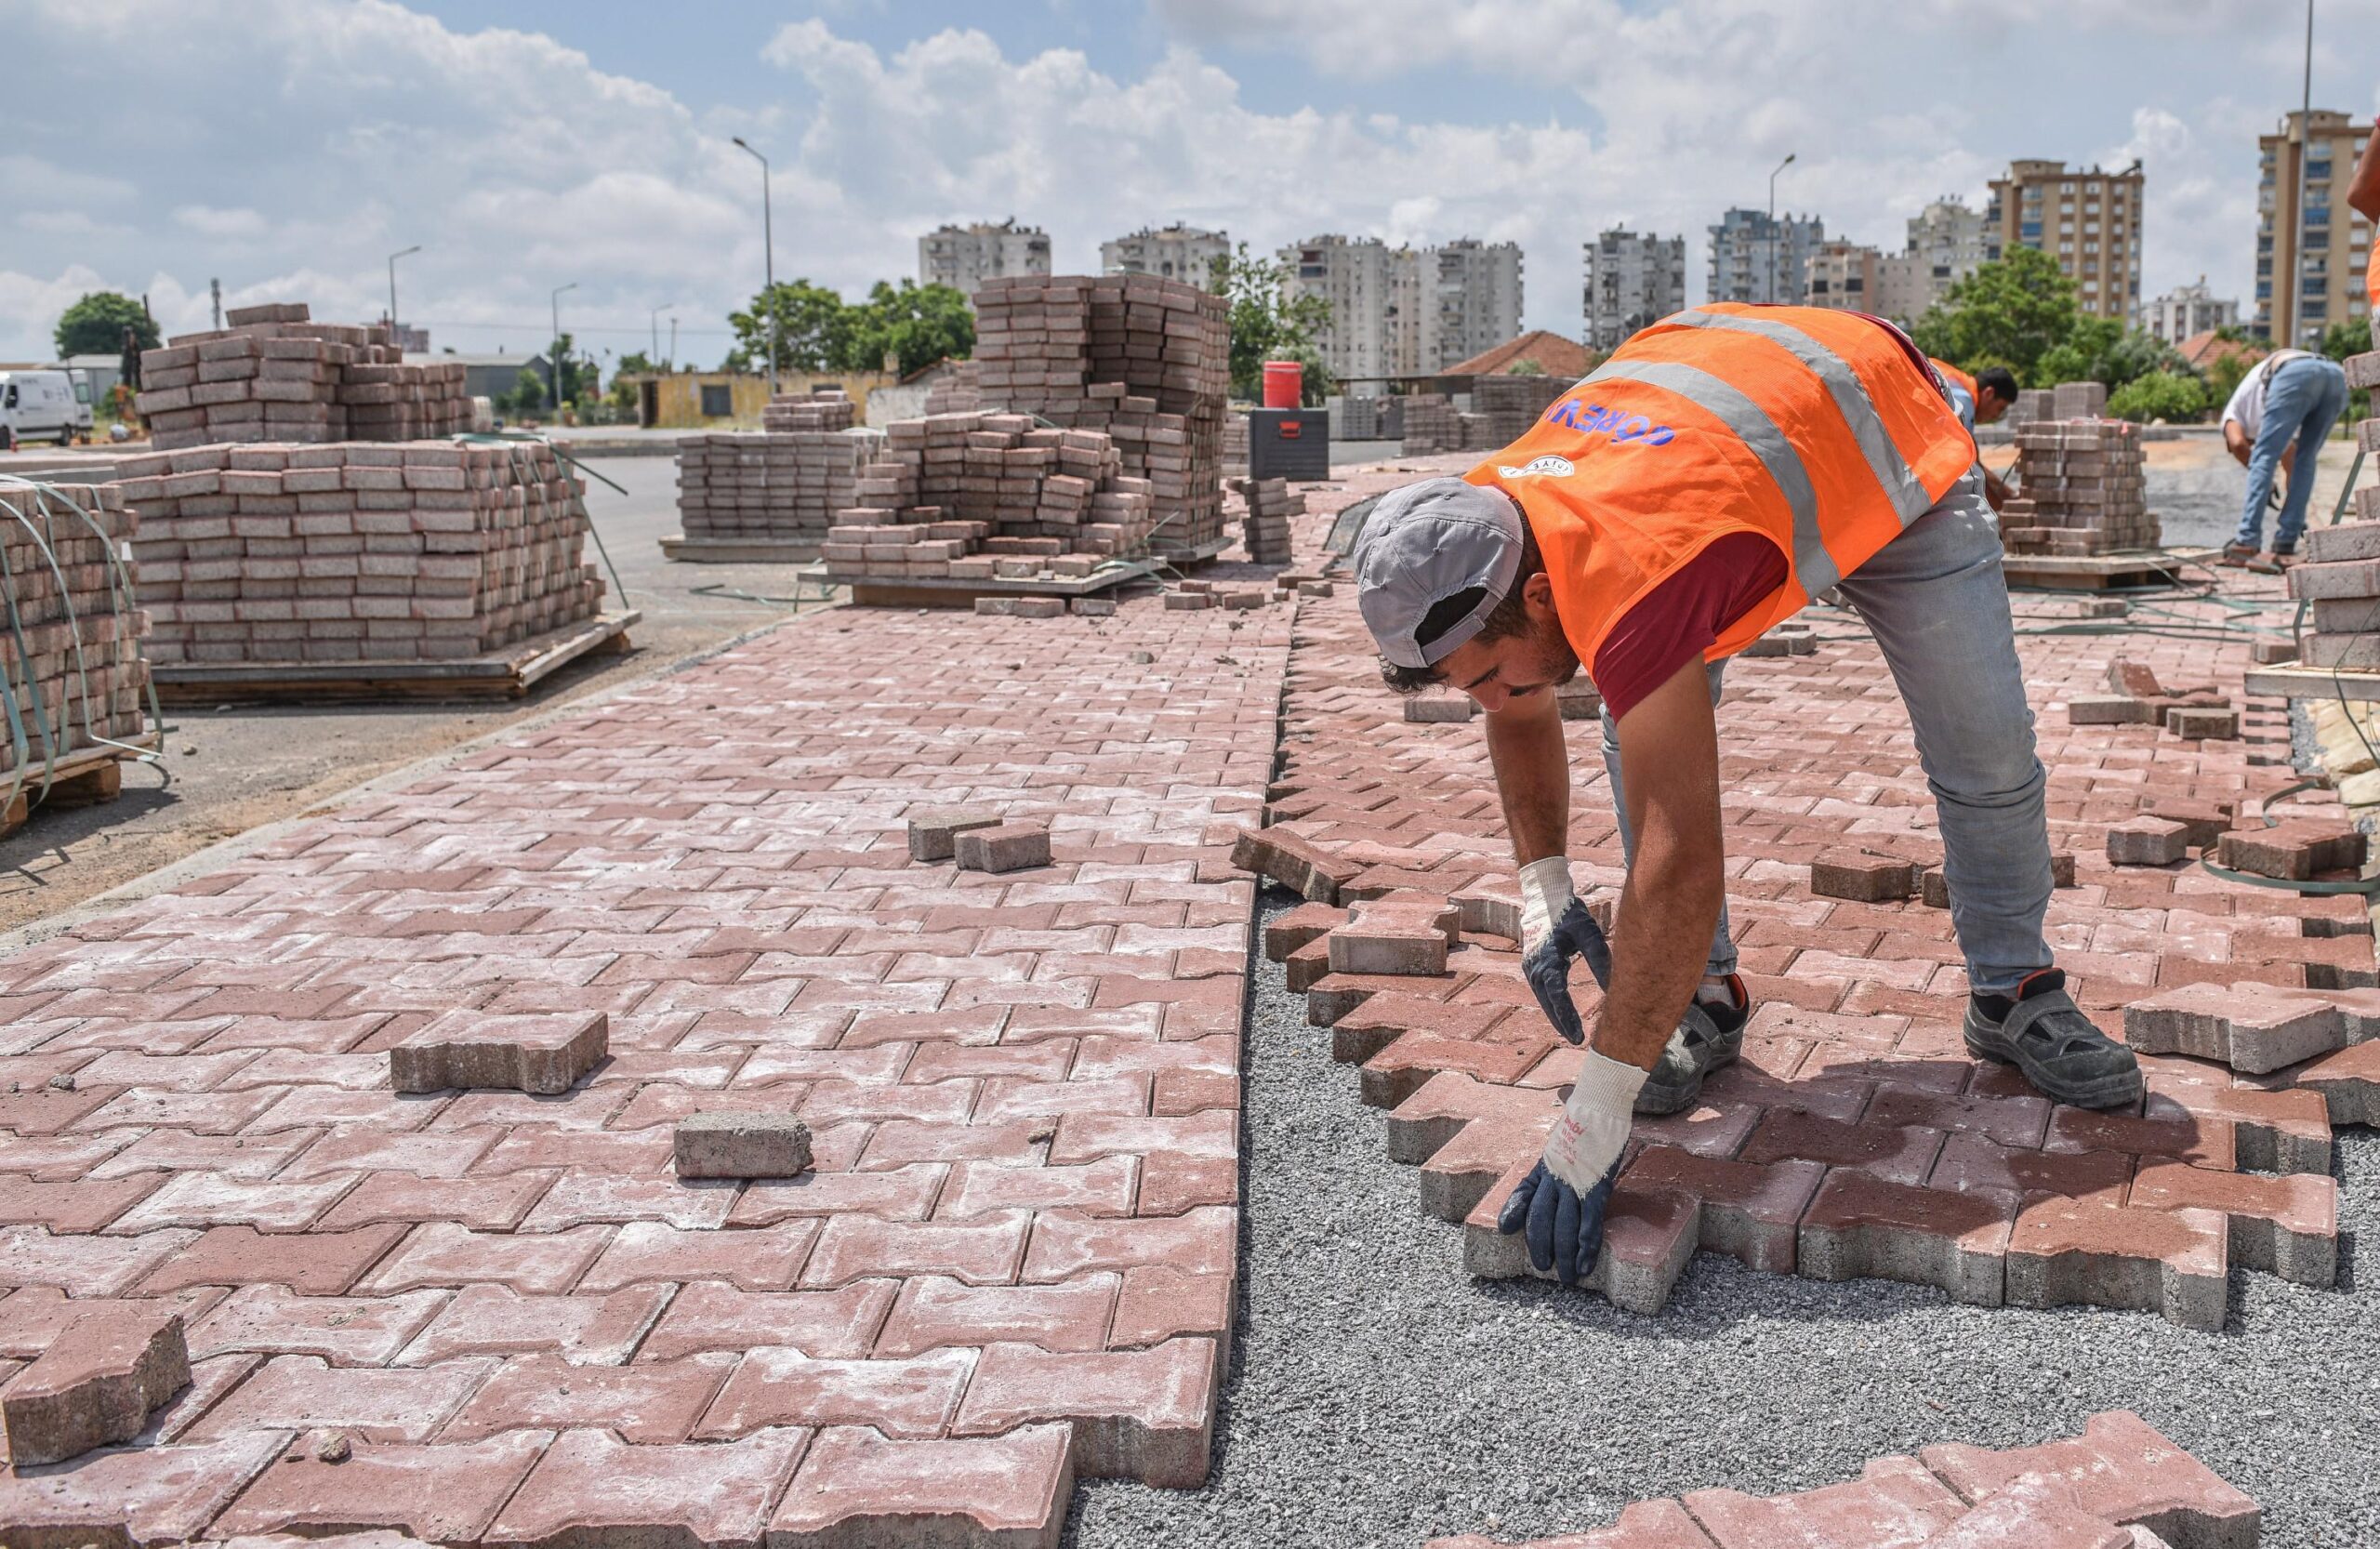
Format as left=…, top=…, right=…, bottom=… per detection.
left=2235, top=356, right=2349, bottom=555
left=1596, top=470, right=2053, bottom=997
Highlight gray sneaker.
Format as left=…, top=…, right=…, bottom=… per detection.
left=1963, top=969, right=2142, bottom=1109
left=1634, top=976, right=1749, bottom=1117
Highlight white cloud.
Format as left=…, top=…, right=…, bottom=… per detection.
left=173, top=205, right=271, bottom=240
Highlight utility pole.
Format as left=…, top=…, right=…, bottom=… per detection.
left=2287, top=0, right=2316, bottom=347
left=668, top=316, right=679, bottom=370
left=549, top=282, right=577, bottom=410
left=651, top=303, right=674, bottom=366
left=387, top=245, right=422, bottom=336
left=1767, top=152, right=1797, bottom=304
left=210, top=278, right=222, bottom=331
left=732, top=137, right=777, bottom=397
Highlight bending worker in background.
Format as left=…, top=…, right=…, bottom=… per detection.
left=1930, top=359, right=2020, bottom=511
left=2217, top=346, right=2348, bottom=571
left=1352, top=304, right=2142, bottom=1286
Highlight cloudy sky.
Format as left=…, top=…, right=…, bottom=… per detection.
left=6, top=0, right=2376, bottom=366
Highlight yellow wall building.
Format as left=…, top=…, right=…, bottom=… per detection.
left=618, top=370, right=897, bottom=429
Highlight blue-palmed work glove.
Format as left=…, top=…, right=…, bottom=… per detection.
left=1503, top=855, right=1634, bottom=1284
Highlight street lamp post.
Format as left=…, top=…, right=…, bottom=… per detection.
left=732, top=136, right=778, bottom=398
left=1767, top=152, right=1797, bottom=304
left=651, top=303, right=675, bottom=367
left=387, top=245, right=422, bottom=336
left=549, top=281, right=577, bottom=411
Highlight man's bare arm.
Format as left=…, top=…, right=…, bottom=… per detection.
left=1483, top=686, right=1569, bottom=867
left=2226, top=421, right=2252, bottom=468
left=1982, top=466, right=2011, bottom=512
left=1597, top=657, right=1727, bottom=1069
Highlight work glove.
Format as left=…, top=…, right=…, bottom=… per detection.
left=1498, top=1050, right=1645, bottom=1285
left=1517, top=856, right=1611, bottom=1048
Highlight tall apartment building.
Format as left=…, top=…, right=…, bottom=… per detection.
left=1904, top=197, right=1989, bottom=312
left=1803, top=241, right=1884, bottom=311
left=2145, top=277, right=2241, bottom=346
left=1421, top=239, right=1525, bottom=372
left=1278, top=234, right=1417, bottom=388
left=1101, top=223, right=1231, bottom=287
left=1984, top=160, right=2145, bottom=322
left=1707, top=208, right=1826, bottom=305
left=918, top=219, right=1051, bottom=302
left=2256, top=109, right=2375, bottom=346
left=1582, top=229, right=1686, bottom=349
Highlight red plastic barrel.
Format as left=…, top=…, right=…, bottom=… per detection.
left=1262, top=361, right=1304, bottom=409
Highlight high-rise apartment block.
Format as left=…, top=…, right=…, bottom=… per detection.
left=1707, top=208, right=1826, bottom=305
left=1276, top=234, right=1525, bottom=388
left=1102, top=223, right=1231, bottom=287
left=918, top=219, right=1052, bottom=302
left=1582, top=230, right=1686, bottom=349
left=1899, top=197, right=1989, bottom=318
left=1803, top=241, right=1884, bottom=312
left=1984, top=160, right=2144, bottom=322
left=2255, top=110, right=2375, bottom=346
left=2145, top=277, right=2241, bottom=346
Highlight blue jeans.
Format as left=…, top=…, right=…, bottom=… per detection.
left=2234, top=357, right=2349, bottom=553
left=1598, top=470, right=2052, bottom=995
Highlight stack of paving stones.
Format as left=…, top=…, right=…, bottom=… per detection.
left=970, top=273, right=1230, bottom=556
left=1229, top=476, right=1300, bottom=564
left=2067, top=656, right=2241, bottom=742
left=675, top=425, right=883, bottom=548
left=1223, top=410, right=1250, bottom=476
left=818, top=412, right=1154, bottom=586
left=2000, top=418, right=2158, bottom=557
left=2009, top=388, right=2054, bottom=426
left=757, top=388, right=855, bottom=432
left=2052, top=378, right=2109, bottom=419
left=134, top=302, right=469, bottom=453
left=1329, top=395, right=1388, bottom=441
left=922, top=360, right=983, bottom=416
left=0, top=483, right=152, bottom=785
left=2293, top=349, right=2380, bottom=669
left=1400, top=393, right=1461, bottom=455
left=1230, top=563, right=2374, bottom=1329
left=1471, top=375, right=1572, bottom=448
left=1431, top=1411, right=2257, bottom=1549
left=111, top=441, right=603, bottom=664
left=0, top=553, right=1300, bottom=1544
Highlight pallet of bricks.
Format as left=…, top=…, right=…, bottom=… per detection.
left=110, top=441, right=603, bottom=668
left=0, top=480, right=154, bottom=833
left=2289, top=346, right=2380, bottom=669
left=1997, top=413, right=2158, bottom=558
left=133, top=302, right=469, bottom=452
left=969, top=273, right=1230, bottom=557
left=1472, top=374, right=1570, bottom=447
left=1400, top=393, right=1461, bottom=456
left=1228, top=476, right=1299, bottom=564
left=675, top=391, right=881, bottom=555
left=818, top=412, right=1154, bottom=589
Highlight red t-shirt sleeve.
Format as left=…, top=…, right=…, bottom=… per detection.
left=1589, top=532, right=1792, bottom=721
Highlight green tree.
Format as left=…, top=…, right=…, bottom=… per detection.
left=1213, top=244, right=1334, bottom=404
left=54, top=292, right=160, bottom=359
left=2205, top=346, right=2261, bottom=411
left=508, top=367, right=548, bottom=417
left=608, top=351, right=655, bottom=411
left=839, top=280, right=975, bottom=378
left=2034, top=319, right=2187, bottom=394
left=2319, top=321, right=2373, bottom=422
left=1910, top=248, right=2080, bottom=385
left=2107, top=370, right=2209, bottom=424
left=730, top=280, right=854, bottom=373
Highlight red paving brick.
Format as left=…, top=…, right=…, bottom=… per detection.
left=1237, top=537, right=2371, bottom=1327
left=1429, top=1410, right=2256, bottom=1548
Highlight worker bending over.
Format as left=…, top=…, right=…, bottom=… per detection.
left=1930, top=358, right=2018, bottom=510
left=2218, top=348, right=2347, bottom=571
left=1353, top=304, right=2140, bottom=1285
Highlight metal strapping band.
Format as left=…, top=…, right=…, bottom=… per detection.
left=1584, top=357, right=1841, bottom=594
left=1667, top=309, right=1934, bottom=525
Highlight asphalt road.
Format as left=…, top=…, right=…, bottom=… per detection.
left=0, top=453, right=820, bottom=933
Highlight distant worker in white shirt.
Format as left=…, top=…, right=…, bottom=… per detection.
left=2218, top=347, right=2348, bottom=572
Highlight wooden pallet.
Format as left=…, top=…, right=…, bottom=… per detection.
left=843, top=562, right=1160, bottom=610
left=2245, top=659, right=2380, bottom=704
left=150, top=611, right=640, bottom=705
left=2000, top=547, right=2215, bottom=591
left=658, top=534, right=822, bottom=564
left=0, top=735, right=158, bottom=840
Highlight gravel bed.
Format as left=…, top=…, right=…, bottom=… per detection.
left=1064, top=893, right=2380, bottom=1549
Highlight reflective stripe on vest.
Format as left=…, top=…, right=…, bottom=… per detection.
left=1583, top=356, right=1840, bottom=595
left=1665, top=308, right=1936, bottom=527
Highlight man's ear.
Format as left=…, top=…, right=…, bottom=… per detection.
left=1523, top=569, right=1557, bottom=617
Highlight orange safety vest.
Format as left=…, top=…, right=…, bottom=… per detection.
left=1466, top=304, right=1975, bottom=669
left=1931, top=358, right=1978, bottom=400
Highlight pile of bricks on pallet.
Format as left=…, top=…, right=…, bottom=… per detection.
left=2052, top=378, right=2108, bottom=419
left=1999, top=418, right=2158, bottom=556
left=133, top=302, right=470, bottom=453
left=757, top=388, right=855, bottom=432
left=818, top=412, right=1153, bottom=585
left=970, top=273, right=1230, bottom=555
left=1223, top=410, right=1250, bottom=476
left=1400, top=393, right=1461, bottom=456
left=1433, top=1411, right=2257, bottom=1549
left=2294, top=350, right=2380, bottom=669
left=110, top=441, right=602, bottom=664
left=675, top=426, right=884, bottom=547
left=1471, top=374, right=1571, bottom=448
left=0, top=483, right=151, bottom=784
left=922, top=360, right=983, bottom=416
left=1230, top=476, right=1300, bottom=564
left=1329, top=395, right=1391, bottom=441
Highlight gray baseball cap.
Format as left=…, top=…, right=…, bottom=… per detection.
left=1353, top=477, right=1526, bottom=669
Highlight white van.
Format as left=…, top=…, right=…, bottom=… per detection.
left=0, top=370, right=91, bottom=448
